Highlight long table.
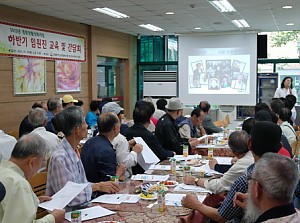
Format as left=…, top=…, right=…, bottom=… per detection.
left=62, top=162, right=215, bottom=223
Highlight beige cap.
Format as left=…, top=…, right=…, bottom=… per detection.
left=62, top=95, right=78, bottom=103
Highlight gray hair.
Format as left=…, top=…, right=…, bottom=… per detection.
left=28, top=108, right=47, bottom=128
left=253, top=152, right=298, bottom=203
left=47, top=97, right=62, bottom=112
left=11, top=133, right=49, bottom=159
left=228, top=130, right=249, bottom=154
left=54, top=106, right=84, bottom=136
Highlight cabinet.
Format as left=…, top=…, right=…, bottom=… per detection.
left=257, top=73, right=278, bottom=105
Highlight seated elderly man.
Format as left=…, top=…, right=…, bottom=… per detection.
left=81, top=112, right=126, bottom=184
left=234, top=153, right=300, bottom=222
left=178, top=107, right=205, bottom=151
left=0, top=133, right=65, bottom=223
left=183, top=130, right=254, bottom=194
left=101, top=102, right=143, bottom=180
left=181, top=121, right=282, bottom=222
left=155, top=97, right=199, bottom=155
left=46, top=106, right=119, bottom=211
left=45, top=97, right=62, bottom=134
left=124, top=104, right=175, bottom=174
left=28, top=108, right=60, bottom=156
left=199, top=101, right=223, bottom=135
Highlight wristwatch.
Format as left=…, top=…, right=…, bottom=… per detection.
left=194, top=178, right=199, bottom=186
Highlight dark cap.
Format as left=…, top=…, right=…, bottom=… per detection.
left=250, top=121, right=282, bottom=157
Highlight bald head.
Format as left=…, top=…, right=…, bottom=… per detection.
left=98, top=112, right=120, bottom=133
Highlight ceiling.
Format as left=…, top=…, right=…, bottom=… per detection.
left=0, top=0, right=299, bottom=36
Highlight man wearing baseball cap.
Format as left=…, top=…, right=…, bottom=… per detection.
left=155, top=97, right=199, bottom=155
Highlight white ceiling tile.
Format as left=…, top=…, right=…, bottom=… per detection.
left=0, top=0, right=299, bottom=35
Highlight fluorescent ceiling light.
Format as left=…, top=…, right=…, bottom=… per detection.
left=282, top=5, right=292, bottom=9
left=93, top=7, right=129, bottom=18
left=231, top=19, right=250, bottom=28
left=166, top=12, right=175, bottom=15
left=194, top=27, right=202, bottom=30
left=286, top=23, right=294, bottom=26
left=139, top=24, right=164, bottom=31
left=209, top=0, right=236, bottom=12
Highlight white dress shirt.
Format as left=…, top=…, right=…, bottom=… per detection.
left=31, top=127, right=60, bottom=155
left=0, top=130, right=17, bottom=160
left=204, top=151, right=254, bottom=194
left=112, top=133, right=137, bottom=180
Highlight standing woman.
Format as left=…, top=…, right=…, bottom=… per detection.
left=274, top=76, right=297, bottom=99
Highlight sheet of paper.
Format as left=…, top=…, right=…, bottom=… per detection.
left=38, top=181, right=89, bottom=211
left=131, top=174, right=169, bottom=182
left=173, top=183, right=212, bottom=194
left=193, top=164, right=223, bottom=176
left=174, top=154, right=202, bottom=161
left=65, top=206, right=115, bottom=221
left=164, top=193, right=206, bottom=206
left=91, top=194, right=124, bottom=204
left=91, top=194, right=140, bottom=204
left=134, top=137, right=160, bottom=170
left=198, top=135, right=208, bottom=141
left=122, top=194, right=141, bottom=203
left=148, top=164, right=181, bottom=171
left=215, top=156, right=232, bottom=165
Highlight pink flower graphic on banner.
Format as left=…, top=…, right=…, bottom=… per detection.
left=56, top=61, right=81, bottom=91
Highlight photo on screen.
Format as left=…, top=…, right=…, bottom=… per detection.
left=206, top=60, right=231, bottom=79
left=190, top=60, right=207, bottom=88
left=231, top=59, right=246, bottom=75
left=208, top=78, right=220, bottom=90
left=231, top=73, right=247, bottom=90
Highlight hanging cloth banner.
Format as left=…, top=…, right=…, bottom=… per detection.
left=0, top=21, right=86, bottom=62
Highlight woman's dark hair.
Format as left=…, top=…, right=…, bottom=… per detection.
left=278, top=107, right=292, bottom=122
left=156, top=99, right=167, bottom=111
left=280, top=76, right=293, bottom=89
left=89, top=100, right=100, bottom=112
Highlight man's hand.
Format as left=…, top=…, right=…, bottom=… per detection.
left=231, top=156, right=238, bottom=164
left=233, top=192, right=248, bottom=209
left=38, top=195, right=52, bottom=203
left=209, top=158, right=218, bottom=169
left=116, top=163, right=126, bottom=178
left=183, top=175, right=197, bottom=185
left=189, top=138, right=200, bottom=147
left=181, top=193, right=201, bottom=210
left=51, top=209, right=65, bottom=223
left=128, top=139, right=136, bottom=147
left=132, top=143, right=143, bottom=154
left=96, top=181, right=120, bottom=194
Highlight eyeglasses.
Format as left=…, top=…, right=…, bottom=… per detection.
left=246, top=173, right=259, bottom=183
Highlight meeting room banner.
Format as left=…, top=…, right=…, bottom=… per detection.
left=0, top=21, right=86, bottom=62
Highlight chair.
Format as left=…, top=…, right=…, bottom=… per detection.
left=225, top=114, right=230, bottom=125
left=290, top=131, right=300, bottom=157
left=213, top=120, right=225, bottom=127
left=28, top=172, right=48, bottom=219
left=9, top=129, right=19, bottom=139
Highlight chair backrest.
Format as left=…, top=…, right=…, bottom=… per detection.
left=291, top=131, right=300, bottom=157
left=225, top=114, right=230, bottom=125
left=9, top=129, right=19, bottom=139
left=213, top=120, right=225, bottom=127
left=28, top=172, right=48, bottom=219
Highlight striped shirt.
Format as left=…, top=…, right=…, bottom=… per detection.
left=46, top=138, right=92, bottom=207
